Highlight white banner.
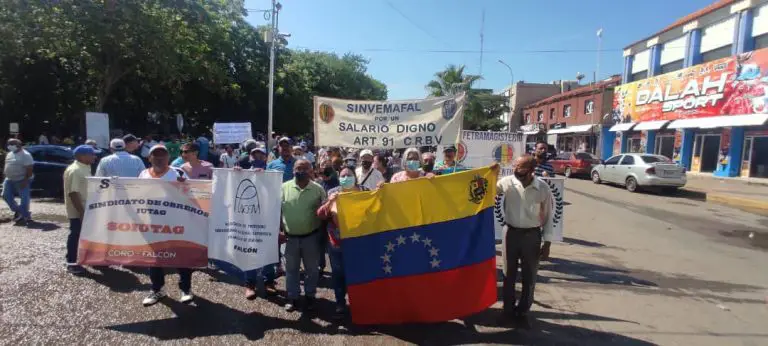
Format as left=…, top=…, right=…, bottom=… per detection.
left=78, top=177, right=212, bottom=268
left=85, top=112, right=110, bottom=149
left=208, top=169, right=282, bottom=277
left=213, top=122, right=252, bottom=144
left=313, top=94, right=465, bottom=148
left=437, top=130, right=525, bottom=177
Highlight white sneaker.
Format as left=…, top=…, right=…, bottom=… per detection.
left=180, top=291, right=194, bottom=304
left=142, top=291, right=166, bottom=306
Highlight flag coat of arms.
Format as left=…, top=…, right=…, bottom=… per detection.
left=336, top=167, right=498, bottom=325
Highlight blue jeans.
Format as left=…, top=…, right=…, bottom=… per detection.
left=328, top=244, right=347, bottom=306
left=2, top=178, right=31, bottom=219
left=285, top=230, right=322, bottom=300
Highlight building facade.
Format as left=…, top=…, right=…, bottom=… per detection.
left=523, top=76, right=621, bottom=157
left=610, top=0, right=768, bottom=179
left=503, top=80, right=580, bottom=132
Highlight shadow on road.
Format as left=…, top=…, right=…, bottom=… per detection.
left=562, top=237, right=606, bottom=248
left=83, top=267, right=150, bottom=293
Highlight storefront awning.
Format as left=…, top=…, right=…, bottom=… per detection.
left=668, top=114, right=768, bottom=129
left=523, top=130, right=540, bottom=135
left=547, top=124, right=595, bottom=135
left=632, top=120, right=670, bottom=131
left=608, top=122, right=636, bottom=132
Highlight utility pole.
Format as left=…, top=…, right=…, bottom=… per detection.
left=596, top=27, right=603, bottom=83
left=267, top=0, right=280, bottom=147
left=479, top=9, right=485, bottom=82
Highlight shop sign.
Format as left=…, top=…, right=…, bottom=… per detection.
left=550, top=122, right=566, bottom=129
left=613, top=46, right=768, bottom=122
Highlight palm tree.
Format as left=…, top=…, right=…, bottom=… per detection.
left=426, top=65, right=481, bottom=97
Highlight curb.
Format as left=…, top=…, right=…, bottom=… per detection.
left=683, top=188, right=768, bottom=216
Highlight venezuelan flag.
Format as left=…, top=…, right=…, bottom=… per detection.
left=336, top=167, right=498, bottom=325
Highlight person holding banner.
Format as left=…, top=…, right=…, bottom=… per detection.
left=63, top=145, right=96, bottom=275
left=496, top=155, right=552, bottom=329
left=355, top=150, right=384, bottom=191
left=239, top=147, right=268, bottom=170
left=389, top=148, right=429, bottom=183
left=316, top=166, right=367, bottom=318
left=138, top=145, right=195, bottom=306
left=281, top=159, right=326, bottom=312
left=421, top=151, right=436, bottom=175
left=180, top=143, right=214, bottom=180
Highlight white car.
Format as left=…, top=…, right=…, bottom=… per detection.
left=591, top=153, right=686, bottom=193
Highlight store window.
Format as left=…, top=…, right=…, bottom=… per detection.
left=754, top=3, right=768, bottom=49
left=584, top=100, right=594, bottom=114
left=525, top=113, right=531, bottom=124
left=701, top=16, right=735, bottom=64
left=549, top=108, right=555, bottom=120
left=659, top=36, right=685, bottom=75
left=537, top=110, right=543, bottom=122
left=630, top=49, right=649, bottom=82
left=563, top=104, right=572, bottom=118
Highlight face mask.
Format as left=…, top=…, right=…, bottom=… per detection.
left=294, top=171, right=309, bottom=181
left=361, top=161, right=372, bottom=169
left=339, top=176, right=355, bottom=189
left=405, top=160, right=421, bottom=171
left=323, top=167, right=335, bottom=177
left=422, top=162, right=434, bottom=173
left=7, top=145, right=18, bottom=152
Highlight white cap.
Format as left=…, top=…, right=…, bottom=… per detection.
left=148, top=144, right=168, bottom=155
left=359, top=149, right=374, bottom=158
left=110, top=138, right=125, bottom=150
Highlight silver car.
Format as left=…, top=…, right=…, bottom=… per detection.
left=591, top=153, right=686, bottom=193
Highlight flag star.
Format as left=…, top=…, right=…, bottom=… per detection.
left=383, top=264, right=392, bottom=274
left=381, top=253, right=391, bottom=263
left=430, top=258, right=441, bottom=268
left=422, top=237, right=432, bottom=247
left=429, top=247, right=440, bottom=257
left=385, top=242, right=396, bottom=252
left=396, top=235, right=407, bottom=245
left=410, top=232, right=421, bottom=243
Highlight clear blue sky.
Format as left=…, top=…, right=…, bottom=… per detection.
left=244, top=0, right=714, bottom=100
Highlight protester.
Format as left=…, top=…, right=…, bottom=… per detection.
left=63, top=145, right=96, bottom=275
left=122, top=134, right=142, bottom=157
left=241, top=139, right=258, bottom=160
left=303, top=143, right=316, bottom=165
left=421, top=151, right=436, bottom=175
left=389, top=148, right=428, bottom=183
left=331, top=156, right=344, bottom=173
left=180, top=143, right=214, bottom=179
left=343, top=153, right=357, bottom=169
left=140, top=135, right=158, bottom=161
left=220, top=145, right=238, bottom=168
left=533, top=140, right=554, bottom=177
left=95, top=139, right=146, bottom=177
left=355, top=149, right=384, bottom=190
left=166, top=137, right=181, bottom=162
left=239, top=147, right=268, bottom=170
left=434, top=145, right=464, bottom=174
left=496, top=155, right=552, bottom=328
left=374, top=153, right=391, bottom=182
left=196, top=134, right=210, bottom=161
left=84, top=139, right=98, bottom=149
left=2, top=139, right=34, bottom=225
left=138, top=145, right=193, bottom=306
left=317, top=159, right=339, bottom=191
left=316, top=166, right=366, bottom=318
left=38, top=132, right=49, bottom=145
left=292, top=145, right=307, bottom=161
left=266, top=137, right=296, bottom=182
left=281, top=159, right=326, bottom=312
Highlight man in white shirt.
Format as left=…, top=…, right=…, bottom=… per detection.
left=219, top=145, right=238, bottom=168
left=140, top=136, right=158, bottom=160
left=96, top=139, right=146, bottom=177
left=496, top=155, right=552, bottom=329
left=3, top=139, right=35, bottom=224
left=355, top=149, right=384, bottom=190
left=38, top=133, right=49, bottom=145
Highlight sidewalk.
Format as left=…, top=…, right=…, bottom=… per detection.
left=683, top=173, right=768, bottom=216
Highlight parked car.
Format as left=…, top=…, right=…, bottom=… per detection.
left=550, top=151, right=601, bottom=178
left=25, top=145, right=75, bottom=197
left=591, top=153, right=686, bottom=193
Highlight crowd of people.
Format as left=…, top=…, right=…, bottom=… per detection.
left=3, top=131, right=557, bottom=327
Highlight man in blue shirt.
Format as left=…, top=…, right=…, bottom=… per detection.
left=533, top=140, right=554, bottom=177
left=267, top=137, right=295, bottom=182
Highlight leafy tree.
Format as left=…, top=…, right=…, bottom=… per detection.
left=426, top=65, right=507, bottom=131
left=426, top=64, right=481, bottom=97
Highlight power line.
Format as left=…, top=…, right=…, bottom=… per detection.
left=383, top=0, right=451, bottom=47
left=293, top=46, right=632, bottom=54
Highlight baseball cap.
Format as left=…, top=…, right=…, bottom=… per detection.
left=278, top=137, right=291, bottom=145
left=359, top=149, right=374, bottom=158
left=110, top=138, right=126, bottom=150
left=443, top=145, right=457, bottom=153
left=122, top=134, right=138, bottom=143
left=73, top=145, right=95, bottom=156
left=251, top=147, right=267, bottom=155
left=148, top=144, right=168, bottom=155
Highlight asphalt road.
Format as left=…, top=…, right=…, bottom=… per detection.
left=1, top=179, right=767, bottom=345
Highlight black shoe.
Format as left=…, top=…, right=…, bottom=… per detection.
left=66, top=265, right=85, bottom=275
left=305, top=296, right=316, bottom=311
left=333, top=305, right=347, bottom=320
left=12, top=212, right=21, bottom=222
left=285, top=299, right=298, bottom=312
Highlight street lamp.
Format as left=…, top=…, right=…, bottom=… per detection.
left=248, top=2, right=285, bottom=147
left=497, top=60, right=514, bottom=89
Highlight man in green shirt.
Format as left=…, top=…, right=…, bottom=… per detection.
left=281, top=159, right=326, bottom=312
left=165, top=137, right=181, bottom=161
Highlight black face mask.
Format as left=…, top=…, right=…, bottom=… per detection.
left=422, top=162, right=434, bottom=172
left=323, top=167, right=335, bottom=177
left=294, top=172, right=309, bottom=181
left=361, top=161, right=372, bottom=169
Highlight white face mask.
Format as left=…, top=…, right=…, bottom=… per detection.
left=7, top=145, right=18, bottom=152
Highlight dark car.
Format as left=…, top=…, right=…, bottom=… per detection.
left=550, top=151, right=601, bottom=178
left=25, top=145, right=75, bottom=196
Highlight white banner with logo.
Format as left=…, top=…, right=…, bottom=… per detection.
left=213, top=122, right=252, bottom=144
left=313, top=94, right=465, bottom=148
left=437, top=130, right=525, bottom=177
left=85, top=112, right=110, bottom=149
left=208, top=169, right=282, bottom=277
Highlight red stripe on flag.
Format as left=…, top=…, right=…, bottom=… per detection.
left=347, top=258, right=497, bottom=325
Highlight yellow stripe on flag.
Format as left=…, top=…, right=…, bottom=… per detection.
left=336, top=166, right=497, bottom=239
